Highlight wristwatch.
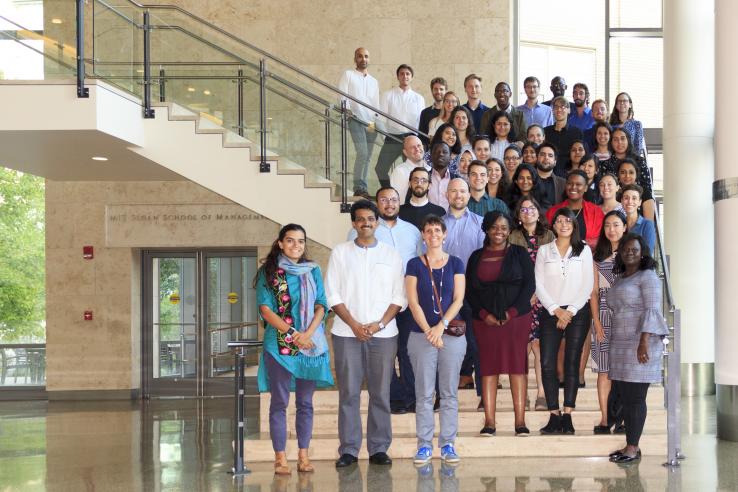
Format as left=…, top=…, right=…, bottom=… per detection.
left=377, top=321, right=386, bottom=331
left=442, top=319, right=450, bottom=328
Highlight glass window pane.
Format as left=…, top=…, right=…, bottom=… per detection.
left=519, top=0, right=605, bottom=104
left=648, top=152, right=663, bottom=194
left=609, top=37, right=663, bottom=128
left=609, top=0, right=662, bottom=29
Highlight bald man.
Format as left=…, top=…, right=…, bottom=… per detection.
left=390, top=135, right=430, bottom=203
left=338, top=47, right=380, bottom=198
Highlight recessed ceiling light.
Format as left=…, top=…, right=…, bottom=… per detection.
left=92, top=156, right=108, bottom=161
left=51, top=18, right=63, bottom=24
left=187, top=87, right=195, bottom=92
left=203, top=90, right=211, bottom=95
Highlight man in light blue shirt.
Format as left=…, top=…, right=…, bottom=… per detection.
left=443, top=178, right=485, bottom=404
left=348, top=186, right=421, bottom=415
left=517, top=76, right=553, bottom=128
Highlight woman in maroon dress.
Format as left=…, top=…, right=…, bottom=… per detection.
left=466, top=211, right=536, bottom=436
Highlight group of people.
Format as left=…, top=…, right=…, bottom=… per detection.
left=252, top=49, right=668, bottom=474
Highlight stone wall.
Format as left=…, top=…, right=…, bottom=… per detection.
left=45, top=179, right=331, bottom=393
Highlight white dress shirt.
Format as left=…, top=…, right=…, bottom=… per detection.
left=379, top=87, right=425, bottom=134
left=534, top=242, right=594, bottom=315
left=337, top=69, right=379, bottom=124
left=390, top=159, right=429, bottom=202
left=325, top=240, right=407, bottom=338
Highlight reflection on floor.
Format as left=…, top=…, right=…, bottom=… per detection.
left=1, top=395, right=737, bottom=491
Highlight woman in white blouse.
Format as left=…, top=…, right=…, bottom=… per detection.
left=534, top=207, right=594, bottom=435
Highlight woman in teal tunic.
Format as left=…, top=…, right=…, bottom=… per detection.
left=255, top=223, right=333, bottom=475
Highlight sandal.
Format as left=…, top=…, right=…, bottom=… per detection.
left=274, top=453, right=291, bottom=475
left=297, top=450, right=314, bottom=473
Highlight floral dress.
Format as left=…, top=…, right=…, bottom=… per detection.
left=591, top=255, right=616, bottom=373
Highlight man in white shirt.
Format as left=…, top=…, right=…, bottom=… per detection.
left=338, top=47, right=380, bottom=198
left=390, top=135, right=428, bottom=203
left=375, top=64, right=426, bottom=189
left=327, top=200, right=406, bottom=467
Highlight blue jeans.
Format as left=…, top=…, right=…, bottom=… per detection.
left=349, top=119, right=378, bottom=193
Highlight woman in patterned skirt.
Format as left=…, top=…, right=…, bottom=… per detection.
left=509, top=197, right=555, bottom=411
left=589, top=210, right=627, bottom=433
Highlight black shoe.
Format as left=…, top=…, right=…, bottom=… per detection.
left=369, top=452, right=392, bottom=465
left=578, top=380, right=586, bottom=388
left=477, top=398, right=484, bottom=412
left=480, top=426, right=496, bottom=436
left=433, top=396, right=440, bottom=412
left=515, top=426, right=530, bottom=436
left=608, top=449, right=625, bottom=458
left=558, top=380, right=564, bottom=388
left=613, top=423, right=626, bottom=434
left=391, top=406, right=407, bottom=415
left=540, top=413, right=562, bottom=434
left=405, top=403, right=416, bottom=413
left=335, top=453, right=358, bottom=468
left=610, top=450, right=641, bottom=463
left=594, top=425, right=611, bottom=435
left=560, top=413, right=575, bottom=434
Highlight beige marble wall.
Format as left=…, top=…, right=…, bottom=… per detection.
left=46, top=179, right=331, bottom=393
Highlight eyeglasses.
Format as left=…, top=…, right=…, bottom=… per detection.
left=553, top=105, right=568, bottom=111
left=555, top=217, right=573, bottom=225
left=520, top=207, right=537, bottom=215
left=504, top=156, right=520, bottom=161
left=377, top=197, right=399, bottom=204
left=411, top=177, right=429, bottom=184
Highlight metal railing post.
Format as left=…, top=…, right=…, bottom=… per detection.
left=664, top=308, right=685, bottom=467
left=324, top=108, right=331, bottom=180
left=258, top=59, right=270, bottom=172
left=339, top=100, right=350, bottom=213
left=75, top=0, right=88, bottom=98
left=237, top=68, right=244, bottom=138
left=142, top=11, right=155, bottom=118
left=231, top=346, right=248, bottom=475
left=159, top=69, right=166, bottom=102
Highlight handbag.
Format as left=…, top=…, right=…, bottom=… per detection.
left=423, top=254, right=466, bottom=337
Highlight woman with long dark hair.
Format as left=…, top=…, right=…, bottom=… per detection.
left=450, top=105, right=476, bottom=152
left=424, top=123, right=461, bottom=174
left=535, top=208, right=594, bottom=434
left=255, top=224, right=333, bottom=475
left=507, top=163, right=545, bottom=210
left=488, top=111, right=518, bottom=161
left=521, top=141, right=539, bottom=166
left=590, top=210, right=627, bottom=433
left=600, top=128, right=654, bottom=219
left=607, top=233, right=668, bottom=462
left=485, top=157, right=511, bottom=202
left=609, top=92, right=647, bottom=158
left=509, top=197, right=555, bottom=411
left=467, top=211, right=536, bottom=436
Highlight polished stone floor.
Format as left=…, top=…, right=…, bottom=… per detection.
left=0, top=394, right=736, bottom=491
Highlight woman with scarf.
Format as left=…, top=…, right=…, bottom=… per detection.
left=256, top=223, right=333, bottom=475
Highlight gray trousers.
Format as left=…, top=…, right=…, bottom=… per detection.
left=407, top=331, right=466, bottom=449
left=333, top=334, right=398, bottom=456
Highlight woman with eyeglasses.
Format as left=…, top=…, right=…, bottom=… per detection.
left=609, top=92, right=646, bottom=158
left=535, top=207, right=594, bottom=435
left=590, top=210, right=627, bottom=434
left=503, top=144, right=523, bottom=177
left=466, top=211, right=536, bottom=436
left=428, top=91, right=460, bottom=139
left=509, top=197, right=555, bottom=412
left=607, top=233, right=667, bottom=463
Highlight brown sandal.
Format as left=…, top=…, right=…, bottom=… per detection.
left=274, top=453, right=291, bottom=475
left=297, top=458, right=314, bottom=473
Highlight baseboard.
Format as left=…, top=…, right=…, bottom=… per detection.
left=47, top=388, right=140, bottom=400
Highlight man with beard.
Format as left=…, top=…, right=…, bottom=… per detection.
left=327, top=200, right=406, bottom=468
left=567, top=83, right=595, bottom=131
left=348, top=187, right=422, bottom=415
left=544, top=96, right=584, bottom=174
left=418, top=77, right=447, bottom=148
left=535, top=142, right=566, bottom=213
left=583, top=99, right=610, bottom=151
left=399, top=167, right=446, bottom=229
left=338, top=47, right=380, bottom=199
left=467, top=160, right=510, bottom=217
left=479, top=81, right=527, bottom=141
left=427, top=141, right=458, bottom=210
left=443, top=178, right=485, bottom=408
left=390, top=136, right=429, bottom=204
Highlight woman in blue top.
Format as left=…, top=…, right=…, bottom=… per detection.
left=620, top=184, right=656, bottom=253
left=405, top=214, right=466, bottom=465
left=255, top=223, right=333, bottom=475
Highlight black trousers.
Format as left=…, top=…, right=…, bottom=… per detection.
left=613, top=380, right=650, bottom=446
left=539, top=307, right=591, bottom=410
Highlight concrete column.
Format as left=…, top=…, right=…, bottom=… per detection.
left=663, top=0, right=716, bottom=397
left=714, top=0, right=738, bottom=441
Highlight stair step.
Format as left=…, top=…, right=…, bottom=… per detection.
left=196, top=114, right=225, bottom=134
left=166, top=102, right=197, bottom=120
left=222, top=130, right=252, bottom=148
left=242, top=433, right=667, bottom=461
left=274, top=408, right=666, bottom=436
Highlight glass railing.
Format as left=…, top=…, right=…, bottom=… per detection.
left=0, top=344, right=46, bottom=387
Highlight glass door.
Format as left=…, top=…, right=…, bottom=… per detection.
left=143, top=250, right=258, bottom=398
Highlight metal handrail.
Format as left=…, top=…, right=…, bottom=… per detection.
left=96, top=0, right=429, bottom=138
left=653, top=199, right=675, bottom=311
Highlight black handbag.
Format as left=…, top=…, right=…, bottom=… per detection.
left=423, top=255, right=466, bottom=337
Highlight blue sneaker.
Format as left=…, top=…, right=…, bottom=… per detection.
left=413, top=446, right=432, bottom=464
left=440, top=444, right=460, bottom=463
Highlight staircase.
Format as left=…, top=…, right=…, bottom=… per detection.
left=248, top=358, right=667, bottom=461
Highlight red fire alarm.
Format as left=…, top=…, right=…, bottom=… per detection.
left=84, top=310, right=93, bottom=321
left=83, top=246, right=94, bottom=259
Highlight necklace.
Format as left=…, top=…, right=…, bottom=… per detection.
left=430, top=263, right=445, bottom=314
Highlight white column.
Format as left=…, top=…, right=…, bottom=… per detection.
left=714, top=0, right=738, bottom=441
left=663, top=0, right=715, bottom=394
